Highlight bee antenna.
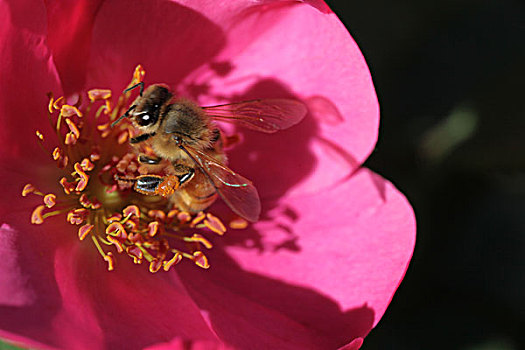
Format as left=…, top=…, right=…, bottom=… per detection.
left=111, top=105, right=136, bottom=128
left=124, top=82, right=144, bottom=96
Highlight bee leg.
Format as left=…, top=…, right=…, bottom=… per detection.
left=138, top=155, right=162, bottom=164
left=178, top=168, right=195, bottom=185
left=130, top=132, right=155, bottom=144
left=172, top=163, right=195, bottom=186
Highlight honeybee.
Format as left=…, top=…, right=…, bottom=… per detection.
left=113, top=82, right=307, bottom=222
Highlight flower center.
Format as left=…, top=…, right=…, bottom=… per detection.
left=22, top=65, right=237, bottom=272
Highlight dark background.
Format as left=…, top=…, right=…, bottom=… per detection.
left=325, top=0, right=525, bottom=349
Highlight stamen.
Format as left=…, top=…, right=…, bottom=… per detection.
left=88, top=89, right=112, bottom=102
left=78, top=224, right=94, bottom=240
left=36, top=130, right=44, bottom=141
left=163, top=252, right=182, bottom=271
left=104, top=252, right=115, bottom=271
left=73, top=162, right=89, bottom=192
left=43, top=194, right=57, bottom=208
left=31, top=205, right=46, bottom=224
left=24, top=65, right=236, bottom=273
left=192, top=251, right=210, bottom=269
left=22, top=183, right=43, bottom=197
left=229, top=217, right=249, bottom=230
left=60, top=104, right=83, bottom=118
left=204, top=213, right=226, bottom=235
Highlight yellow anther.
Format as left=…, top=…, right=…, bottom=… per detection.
left=53, top=96, right=64, bottom=110
left=193, top=251, right=210, bottom=269
left=104, top=252, right=115, bottom=271
left=132, top=64, right=145, bottom=84
left=163, top=253, right=182, bottom=271
left=52, top=147, right=63, bottom=161
left=60, top=104, right=83, bottom=118
left=148, top=221, right=159, bottom=237
left=78, top=224, right=94, bottom=241
left=80, top=158, right=95, bottom=171
left=204, top=213, right=226, bottom=235
left=64, top=132, right=78, bottom=145
left=88, top=89, right=112, bottom=102
left=122, top=205, right=140, bottom=218
left=177, top=211, right=191, bottom=223
left=22, top=183, right=37, bottom=197
left=106, top=222, right=127, bottom=239
left=189, top=234, right=213, bottom=249
left=31, top=205, right=46, bottom=224
left=229, top=217, right=249, bottom=229
left=43, top=194, right=56, bottom=208
left=107, top=235, right=124, bottom=253
left=117, top=130, right=129, bottom=144
left=48, top=94, right=55, bottom=113
left=149, top=259, right=162, bottom=273
left=36, top=130, right=44, bottom=141
left=191, top=211, right=206, bottom=227
left=73, top=162, right=89, bottom=192
left=65, top=118, right=80, bottom=138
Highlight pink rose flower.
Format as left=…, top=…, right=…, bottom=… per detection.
left=0, top=1, right=415, bottom=349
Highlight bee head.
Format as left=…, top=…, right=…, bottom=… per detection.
left=131, top=84, right=172, bottom=128
left=112, top=83, right=172, bottom=128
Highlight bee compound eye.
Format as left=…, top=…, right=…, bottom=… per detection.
left=138, top=113, right=152, bottom=126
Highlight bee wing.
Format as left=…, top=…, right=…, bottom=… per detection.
left=203, top=98, right=307, bottom=133
left=182, top=144, right=261, bottom=222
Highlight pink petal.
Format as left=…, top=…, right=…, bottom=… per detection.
left=85, top=0, right=229, bottom=95
left=84, top=1, right=377, bottom=195
left=0, top=0, right=62, bottom=159
left=184, top=1, right=379, bottom=198
left=44, top=0, right=104, bottom=94
left=177, top=169, right=416, bottom=349
left=0, top=212, right=218, bottom=349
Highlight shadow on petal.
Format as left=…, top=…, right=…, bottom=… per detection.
left=87, top=0, right=227, bottom=95
left=177, top=249, right=375, bottom=350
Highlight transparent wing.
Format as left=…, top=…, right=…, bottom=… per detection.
left=203, top=98, right=307, bottom=133
left=182, top=144, right=261, bottom=222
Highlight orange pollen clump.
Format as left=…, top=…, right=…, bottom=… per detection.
left=22, top=65, right=235, bottom=273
